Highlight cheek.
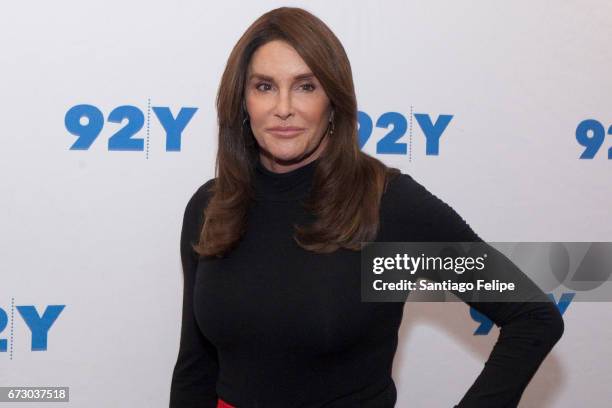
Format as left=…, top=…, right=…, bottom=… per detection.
left=247, top=110, right=268, bottom=136
left=246, top=104, right=264, bottom=124
left=300, top=103, right=329, bottom=127
left=245, top=92, right=269, bottom=117
left=309, top=94, right=331, bottom=118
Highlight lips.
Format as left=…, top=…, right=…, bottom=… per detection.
left=267, top=126, right=305, bottom=131
left=266, top=127, right=305, bottom=137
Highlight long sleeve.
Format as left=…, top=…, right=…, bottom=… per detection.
left=169, top=180, right=219, bottom=408
left=393, top=174, right=565, bottom=407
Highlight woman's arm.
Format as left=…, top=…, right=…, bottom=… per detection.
left=387, top=174, right=564, bottom=407
left=169, top=181, right=219, bottom=408
left=454, top=299, right=563, bottom=407
left=422, top=187, right=564, bottom=407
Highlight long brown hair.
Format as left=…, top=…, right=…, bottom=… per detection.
left=195, top=6, right=400, bottom=258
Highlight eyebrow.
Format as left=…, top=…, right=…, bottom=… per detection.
left=248, top=72, right=315, bottom=82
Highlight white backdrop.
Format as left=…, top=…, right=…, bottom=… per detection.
left=1, top=1, right=611, bottom=407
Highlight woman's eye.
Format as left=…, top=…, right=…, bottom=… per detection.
left=300, top=83, right=316, bottom=92
left=255, top=83, right=272, bottom=92
left=254, top=82, right=315, bottom=92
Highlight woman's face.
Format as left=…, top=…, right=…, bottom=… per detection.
left=245, top=40, right=333, bottom=173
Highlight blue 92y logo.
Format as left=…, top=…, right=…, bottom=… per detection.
left=64, top=103, right=197, bottom=152
left=358, top=110, right=453, bottom=157
left=576, top=119, right=612, bottom=159
left=0, top=302, right=65, bottom=357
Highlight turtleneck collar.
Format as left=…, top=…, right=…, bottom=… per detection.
left=254, top=157, right=318, bottom=202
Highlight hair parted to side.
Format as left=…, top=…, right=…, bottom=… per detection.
left=194, top=6, right=401, bottom=258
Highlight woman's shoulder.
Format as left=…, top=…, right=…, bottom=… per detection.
left=183, top=178, right=216, bottom=223
left=381, top=172, right=480, bottom=241
left=383, top=172, right=440, bottom=209
left=190, top=178, right=216, bottom=204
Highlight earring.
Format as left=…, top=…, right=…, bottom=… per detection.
left=328, top=110, right=335, bottom=135
left=242, top=115, right=255, bottom=146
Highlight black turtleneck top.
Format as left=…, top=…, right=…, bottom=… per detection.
left=169, top=157, right=564, bottom=408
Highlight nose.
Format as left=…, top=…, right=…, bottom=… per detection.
left=274, top=88, right=293, bottom=120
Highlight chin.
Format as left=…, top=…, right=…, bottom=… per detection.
left=264, top=143, right=307, bottom=162
left=267, top=151, right=305, bottom=163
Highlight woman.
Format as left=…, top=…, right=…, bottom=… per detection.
left=170, top=7, right=564, bottom=408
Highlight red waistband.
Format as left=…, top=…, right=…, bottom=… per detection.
left=217, top=398, right=236, bottom=408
